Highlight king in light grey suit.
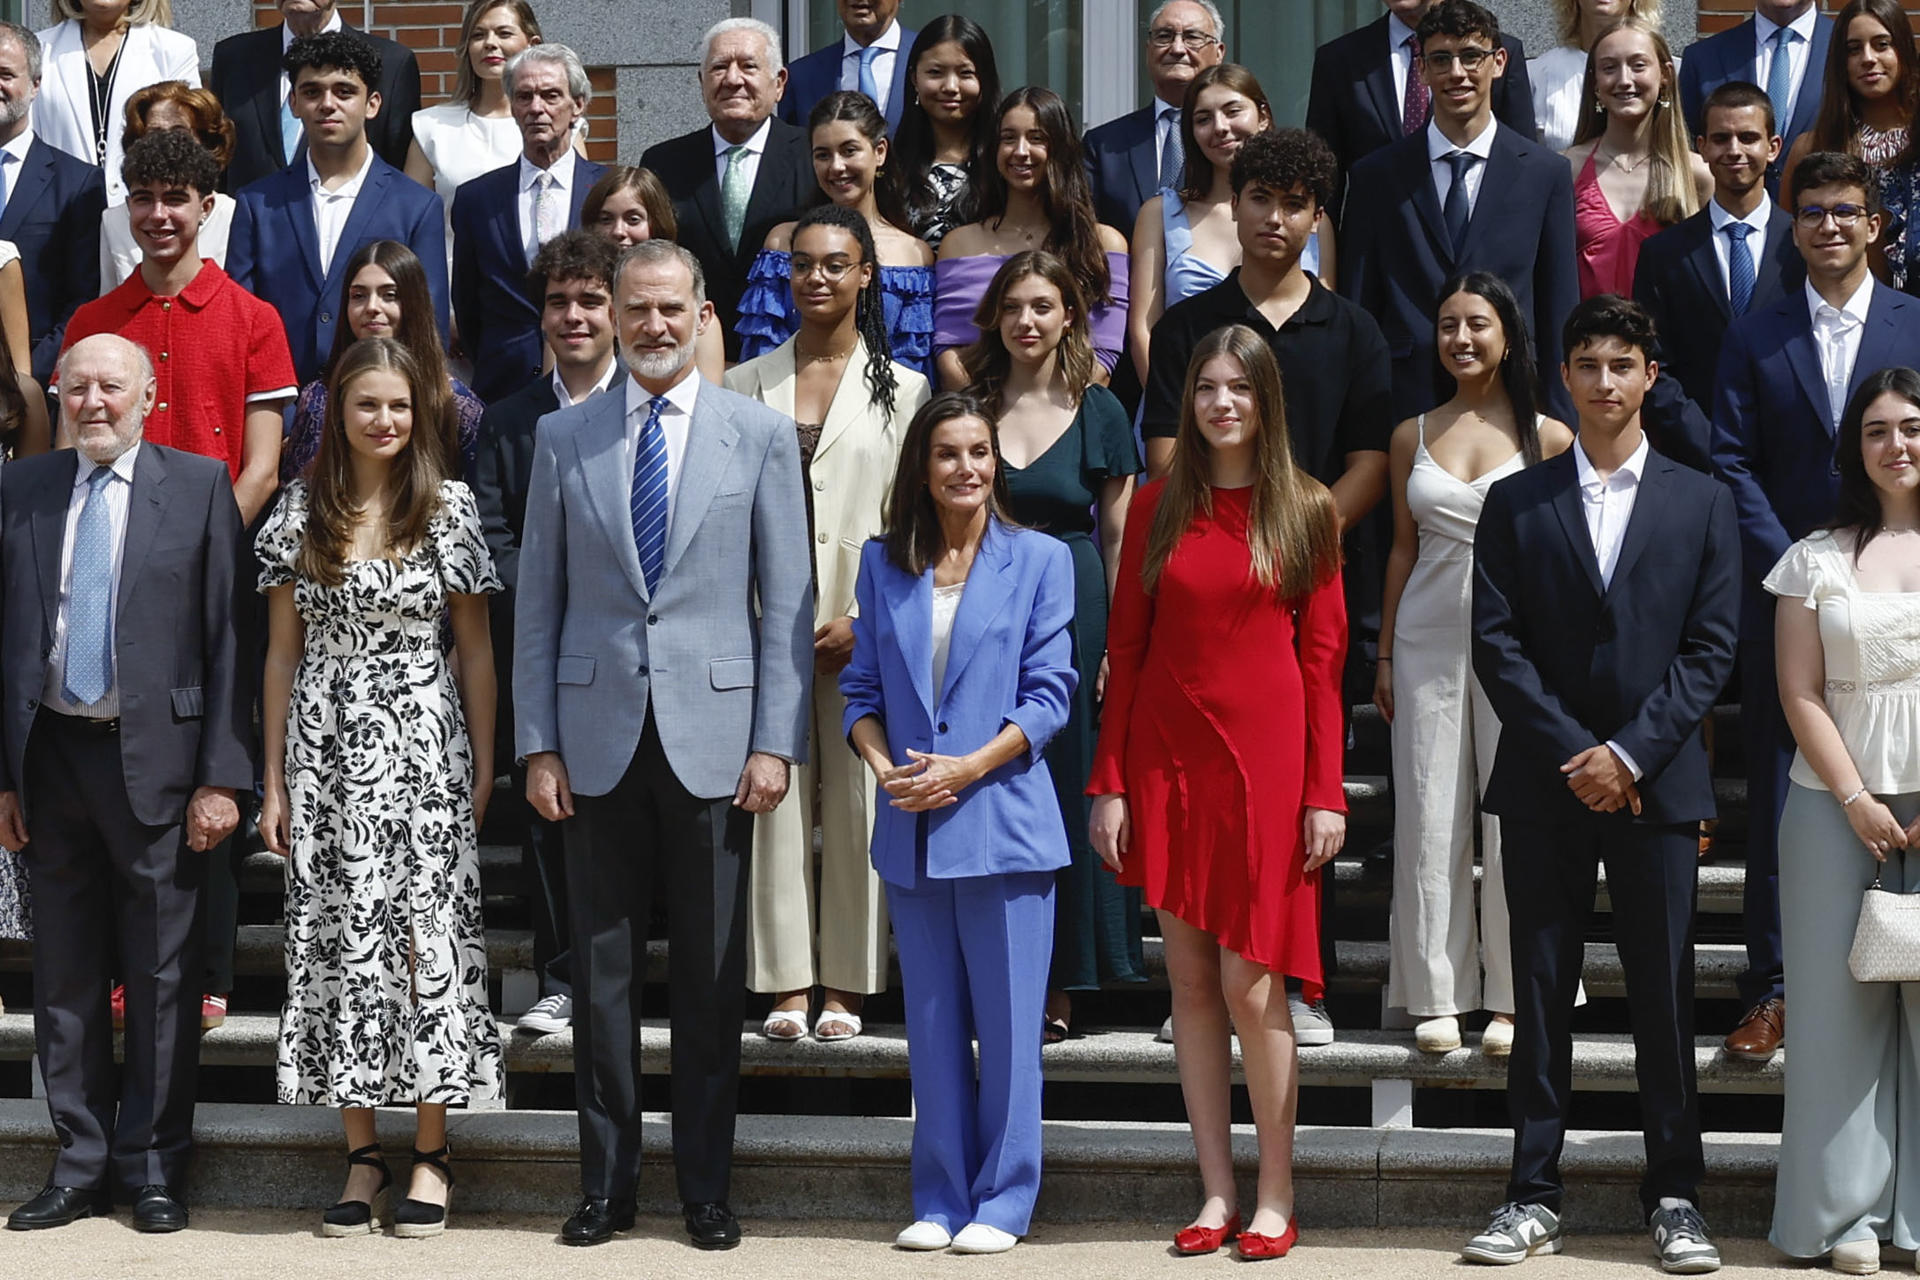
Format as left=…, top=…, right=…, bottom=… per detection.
left=513, top=240, right=813, bottom=1250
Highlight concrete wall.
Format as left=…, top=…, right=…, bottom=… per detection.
left=1486, top=0, right=1702, bottom=57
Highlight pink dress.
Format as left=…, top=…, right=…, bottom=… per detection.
left=1573, top=150, right=1664, bottom=300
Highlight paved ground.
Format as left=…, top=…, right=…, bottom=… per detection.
left=0, top=1213, right=1833, bottom=1277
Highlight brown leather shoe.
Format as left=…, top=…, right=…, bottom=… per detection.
left=1723, top=996, right=1784, bottom=1061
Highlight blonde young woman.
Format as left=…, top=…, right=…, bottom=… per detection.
left=33, top=0, right=198, bottom=203
left=1562, top=17, right=1711, bottom=299
left=1528, top=0, right=1670, bottom=153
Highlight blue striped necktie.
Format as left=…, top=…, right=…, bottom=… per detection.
left=64, top=466, right=115, bottom=707
left=1724, top=222, right=1756, bottom=316
left=631, top=396, right=669, bottom=594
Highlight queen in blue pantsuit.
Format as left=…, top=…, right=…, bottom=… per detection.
left=841, top=392, right=1077, bottom=1254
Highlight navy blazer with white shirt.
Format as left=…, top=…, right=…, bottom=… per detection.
left=1679, top=12, right=1833, bottom=192
left=1083, top=105, right=1160, bottom=235
left=840, top=523, right=1077, bottom=887
left=0, top=135, right=105, bottom=382
left=780, top=24, right=918, bottom=131
left=451, top=156, right=607, bottom=404
left=226, top=153, right=449, bottom=385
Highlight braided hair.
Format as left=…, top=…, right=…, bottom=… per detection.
left=792, top=203, right=897, bottom=419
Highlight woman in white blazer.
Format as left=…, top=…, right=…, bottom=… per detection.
left=34, top=0, right=200, bottom=203
left=724, top=203, right=930, bottom=1043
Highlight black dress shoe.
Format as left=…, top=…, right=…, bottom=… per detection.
left=560, top=1197, right=635, bottom=1246
left=131, top=1185, right=188, bottom=1233
left=7, top=1184, right=107, bottom=1230
left=684, top=1200, right=741, bottom=1250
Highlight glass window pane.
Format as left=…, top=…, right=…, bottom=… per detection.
left=1136, top=0, right=1374, bottom=126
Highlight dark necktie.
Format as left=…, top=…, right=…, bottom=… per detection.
left=1724, top=222, right=1756, bottom=316
left=1402, top=35, right=1429, bottom=136
left=1443, top=150, right=1476, bottom=254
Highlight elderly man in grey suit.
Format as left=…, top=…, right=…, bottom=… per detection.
left=515, top=238, right=812, bottom=1251
left=0, top=334, right=250, bottom=1235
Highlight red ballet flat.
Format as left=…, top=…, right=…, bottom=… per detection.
left=1235, top=1217, right=1300, bottom=1260
left=1173, top=1213, right=1241, bottom=1255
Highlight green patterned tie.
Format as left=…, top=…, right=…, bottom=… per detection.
left=721, top=144, right=750, bottom=251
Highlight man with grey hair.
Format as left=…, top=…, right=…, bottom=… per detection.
left=452, top=43, right=608, bottom=403
left=516, top=238, right=812, bottom=1249
left=0, top=20, right=105, bottom=382
left=641, top=17, right=812, bottom=361
left=1083, top=1, right=1226, bottom=234
left=0, top=333, right=250, bottom=1234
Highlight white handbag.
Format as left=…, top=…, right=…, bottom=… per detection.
left=1849, top=870, right=1920, bottom=982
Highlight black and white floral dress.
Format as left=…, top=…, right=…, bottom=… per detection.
left=257, top=479, right=504, bottom=1108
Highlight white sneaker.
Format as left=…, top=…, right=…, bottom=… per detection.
left=515, top=993, right=572, bottom=1035
left=895, top=1220, right=952, bottom=1250
left=1830, top=1238, right=1880, bottom=1275
left=1290, top=995, right=1335, bottom=1046
left=1415, top=1015, right=1463, bottom=1052
left=1481, top=1018, right=1516, bottom=1057
left=950, top=1223, right=1018, bottom=1254
left=1463, top=1202, right=1562, bottom=1265
left=1156, top=1014, right=1174, bottom=1043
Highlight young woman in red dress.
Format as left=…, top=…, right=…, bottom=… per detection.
left=1089, top=323, right=1347, bottom=1261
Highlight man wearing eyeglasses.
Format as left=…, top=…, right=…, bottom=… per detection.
left=1709, top=150, right=1920, bottom=1071
left=1339, top=0, right=1576, bottom=423
left=1083, top=0, right=1225, bottom=235
left=1306, top=0, right=1534, bottom=221
left=1679, top=1, right=1831, bottom=196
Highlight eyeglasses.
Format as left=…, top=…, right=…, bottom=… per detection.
left=789, top=256, right=861, bottom=281
left=1148, top=26, right=1218, bottom=49
left=1421, top=47, right=1497, bottom=74
left=1795, top=202, right=1871, bottom=230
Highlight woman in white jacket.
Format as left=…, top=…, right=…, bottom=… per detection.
left=33, top=0, right=199, bottom=203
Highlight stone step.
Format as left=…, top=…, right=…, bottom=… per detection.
left=0, top=1098, right=1781, bottom=1234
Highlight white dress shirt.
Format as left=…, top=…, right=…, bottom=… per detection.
left=1388, top=11, right=1419, bottom=113
left=1573, top=432, right=1652, bottom=780
left=554, top=356, right=617, bottom=410
left=1754, top=6, right=1818, bottom=129
left=308, top=146, right=375, bottom=276
left=625, top=368, right=699, bottom=528
left=1427, top=114, right=1498, bottom=216
left=1807, top=274, right=1873, bottom=429
left=43, top=443, right=140, bottom=719
left=280, top=8, right=344, bottom=123
left=1707, top=197, right=1773, bottom=301
left=837, top=20, right=902, bottom=116
left=0, top=128, right=34, bottom=207
left=517, top=148, right=579, bottom=265
left=711, top=116, right=772, bottom=193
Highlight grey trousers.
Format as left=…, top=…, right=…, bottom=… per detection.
left=1772, top=784, right=1920, bottom=1257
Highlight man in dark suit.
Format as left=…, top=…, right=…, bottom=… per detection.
left=1307, top=0, right=1534, bottom=219
left=1082, top=0, right=1226, bottom=235
left=1709, top=150, right=1920, bottom=1066
left=209, top=0, right=422, bottom=192
left=0, top=334, right=251, bottom=1235
left=1679, top=1, right=1830, bottom=194
left=452, top=45, right=607, bottom=404
left=1467, top=297, right=1738, bottom=1272
left=226, top=31, right=447, bottom=386
left=1340, top=0, right=1576, bottom=421
left=471, top=229, right=621, bottom=1038
left=780, top=0, right=917, bottom=133
left=0, top=22, right=104, bottom=383
left=641, top=18, right=813, bottom=363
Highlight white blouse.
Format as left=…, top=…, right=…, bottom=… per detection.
left=1765, top=530, right=1920, bottom=794
left=1528, top=45, right=1591, bottom=154
left=931, top=581, right=965, bottom=696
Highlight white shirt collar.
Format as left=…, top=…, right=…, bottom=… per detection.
left=554, top=357, right=617, bottom=410
left=1427, top=113, right=1499, bottom=163
left=520, top=147, right=578, bottom=191
left=74, top=442, right=141, bottom=490
left=711, top=116, right=772, bottom=160
left=1755, top=5, right=1818, bottom=47
left=1709, top=197, right=1771, bottom=235
left=625, top=364, right=702, bottom=420
left=1573, top=432, right=1650, bottom=493
left=282, top=8, right=344, bottom=53
left=307, top=144, right=376, bottom=196
left=0, top=128, right=33, bottom=166
left=1806, top=273, right=1874, bottom=325
left=841, top=20, right=902, bottom=59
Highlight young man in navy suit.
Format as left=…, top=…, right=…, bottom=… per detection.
left=225, top=32, right=447, bottom=385
left=1679, top=1, right=1831, bottom=195
left=1082, top=0, right=1226, bottom=235
left=1468, top=297, right=1738, bottom=1272
left=779, top=0, right=916, bottom=132
left=1340, top=0, right=1576, bottom=422
left=452, top=45, right=607, bottom=405
left=1709, top=150, right=1920, bottom=1066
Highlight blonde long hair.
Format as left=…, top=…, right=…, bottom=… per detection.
left=1553, top=0, right=1663, bottom=47
left=1142, top=326, right=1340, bottom=602
left=52, top=0, right=170, bottom=23
left=1571, top=18, right=1699, bottom=227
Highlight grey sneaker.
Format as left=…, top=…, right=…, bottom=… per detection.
left=516, top=993, right=572, bottom=1035
left=1289, top=995, right=1335, bottom=1046
left=1463, top=1202, right=1563, bottom=1265
left=1649, top=1203, right=1720, bottom=1274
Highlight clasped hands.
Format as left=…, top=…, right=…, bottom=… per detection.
left=1562, top=744, right=1641, bottom=815
left=874, top=750, right=979, bottom=812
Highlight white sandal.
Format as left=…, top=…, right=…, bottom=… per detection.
left=814, top=1009, right=864, bottom=1041
left=762, top=1008, right=810, bottom=1041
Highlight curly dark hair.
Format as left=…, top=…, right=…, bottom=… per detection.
left=1561, top=293, right=1659, bottom=363
left=1417, top=0, right=1502, bottom=46
left=1229, top=128, right=1337, bottom=209
left=530, top=228, right=619, bottom=293
left=285, top=30, right=383, bottom=91
left=791, top=204, right=898, bottom=419
left=121, top=127, right=220, bottom=196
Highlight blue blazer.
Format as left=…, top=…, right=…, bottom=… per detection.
left=2, top=136, right=104, bottom=381
left=1679, top=14, right=1833, bottom=193
left=779, top=26, right=918, bottom=132
left=1710, top=279, right=1920, bottom=588
left=226, top=153, right=449, bottom=385
left=1083, top=105, right=1157, bottom=234
left=840, top=522, right=1077, bottom=886
left=451, top=157, right=607, bottom=404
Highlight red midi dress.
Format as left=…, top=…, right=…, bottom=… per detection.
left=1088, top=482, right=1348, bottom=998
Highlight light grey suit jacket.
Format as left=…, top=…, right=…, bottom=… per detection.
left=512, top=376, right=814, bottom=799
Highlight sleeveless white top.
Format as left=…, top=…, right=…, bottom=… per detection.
left=931, top=582, right=966, bottom=695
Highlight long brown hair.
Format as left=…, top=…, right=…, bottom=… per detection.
left=324, top=240, right=458, bottom=475
left=451, top=0, right=543, bottom=106
left=581, top=164, right=679, bottom=242
left=1811, top=0, right=1920, bottom=165
left=298, top=338, right=450, bottom=588
left=1178, top=63, right=1273, bottom=202
left=881, top=392, right=1017, bottom=576
left=1143, top=325, right=1339, bottom=601
left=972, top=86, right=1112, bottom=304
left=1570, top=18, right=1700, bottom=227
left=958, top=251, right=1094, bottom=414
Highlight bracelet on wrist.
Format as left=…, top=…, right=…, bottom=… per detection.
left=1377, top=655, right=1392, bottom=662
left=1843, top=787, right=1869, bottom=808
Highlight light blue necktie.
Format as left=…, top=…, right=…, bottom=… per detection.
left=631, top=396, right=669, bottom=594
left=63, top=466, right=115, bottom=707
left=1158, top=105, right=1184, bottom=192
left=1766, top=28, right=1796, bottom=140
left=1725, top=222, right=1756, bottom=316
left=857, top=44, right=882, bottom=109
left=280, top=91, right=301, bottom=166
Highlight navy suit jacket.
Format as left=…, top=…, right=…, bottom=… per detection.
left=452, top=158, right=607, bottom=404
left=1679, top=14, right=1832, bottom=193
left=1710, top=279, right=1920, bottom=588
left=1306, top=15, right=1534, bottom=218
left=1084, top=105, right=1159, bottom=234
left=1472, top=446, right=1740, bottom=827
left=779, top=25, right=918, bottom=131
left=1340, top=122, right=1577, bottom=420
left=3, top=136, right=105, bottom=382
left=226, top=153, right=449, bottom=385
